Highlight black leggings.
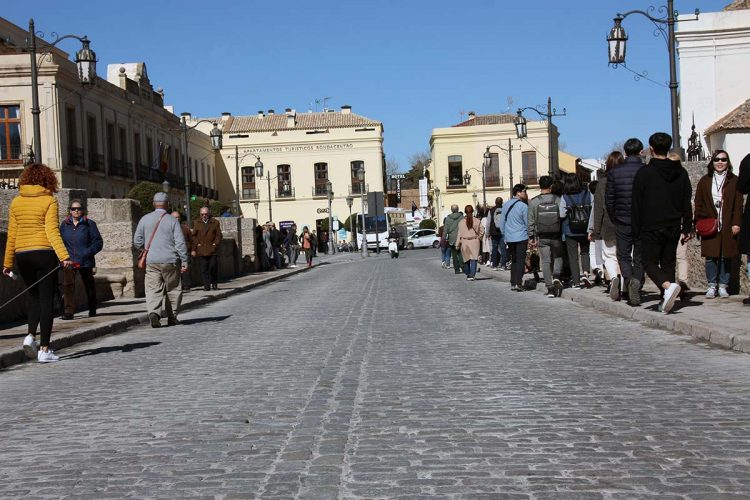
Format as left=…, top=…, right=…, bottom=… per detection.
left=15, top=250, right=59, bottom=347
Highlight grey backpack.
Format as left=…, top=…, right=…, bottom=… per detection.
left=536, top=196, right=561, bottom=235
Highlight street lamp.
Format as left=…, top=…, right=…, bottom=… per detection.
left=433, top=186, right=441, bottom=227
left=346, top=195, right=356, bottom=251
left=162, top=179, right=170, bottom=193
left=357, top=165, right=369, bottom=258
left=326, top=180, right=336, bottom=255
left=254, top=160, right=288, bottom=223
left=607, top=1, right=699, bottom=156
left=462, top=168, right=486, bottom=208
left=472, top=192, right=478, bottom=210
left=253, top=200, right=259, bottom=220
left=515, top=98, right=566, bottom=178
left=20, top=19, right=97, bottom=162
left=485, top=141, right=521, bottom=193
left=228, top=147, right=261, bottom=218
left=180, top=117, right=222, bottom=227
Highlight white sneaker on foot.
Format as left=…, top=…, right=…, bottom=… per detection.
left=38, top=350, right=59, bottom=363
left=662, top=283, right=681, bottom=314
left=705, top=286, right=717, bottom=299
left=22, top=334, right=38, bottom=359
left=718, top=286, right=729, bottom=298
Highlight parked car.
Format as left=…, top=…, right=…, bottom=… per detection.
left=406, top=229, right=439, bottom=249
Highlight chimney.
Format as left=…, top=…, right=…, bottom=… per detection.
left=257, top=110, right=264, bottom=119
left=286, top=108, right=296, bottom=128
left=268, top=109, right=275, bottom=115
left=341, top=105, right=352, bottom=115
left=468, top=111, right=476, bottom=119
left=180, top=111, right=192, bottom=121
left=221, top=112, right=231, bottom=122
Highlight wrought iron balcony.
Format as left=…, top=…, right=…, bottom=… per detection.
left=275, top=187, right=295, bottom=199
left=445, top=176, right=467, bottom=190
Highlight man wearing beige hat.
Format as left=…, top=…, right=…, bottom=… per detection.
left=133, top=192, right=188, bottom=328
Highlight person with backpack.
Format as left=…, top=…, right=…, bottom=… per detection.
left=559, top=173, right=593, bottom=288
left=489, top=197, right=509, bottom=270
left=528, top=176, right=564, bottom=298
left=499, top=184, right=529, bottom=291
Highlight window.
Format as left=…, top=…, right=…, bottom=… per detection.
left=350, top=160, right=364, bottom=194
left=314, top=162, right=328, bottom=196
left=448, top=155, right=463, bottom=186
left=485, top=152, right=501, bottom=187
left=106, top=122, right=116, bottom=167
left=277, top=164, right=291, bottom=197
left=521, top=151, right=538, bottom=185
left=65, top=106, right=79, bottom=166
left=146, top=136, right=154, bottom=169
left=86, top=114, right=99, bottom=171
left=241, top=166, right=257, bottom=199
left=118, top=127, right=127, bottom=162
left=0, top=105, right=21, bottom=162
left=134, top=132, right=142, bottom=166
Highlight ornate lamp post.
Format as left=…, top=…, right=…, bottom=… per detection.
left=607, top=1, right=699, bottom=156
left=180, top=117, right=222, bottom=227
left=22, top=19, right=97, bottom=162
left=346, top=195, right=355, bottom=250
left=357, top=165, right=369, bottom=258
left=433, top=186, right=441, bottom=227
left=484, top=141, right=521, bottom=193
left=515, top=97, right=566, bottom=178
left=227, top=147, right=262, bottom=218
left=253, top=200, right=259, bottom=221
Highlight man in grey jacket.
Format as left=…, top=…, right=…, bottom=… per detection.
left=443, top=204, right=464, bottom=274
left=528, top=176, right=563, bottom=298
left=134, top=192, right=189, bottom=328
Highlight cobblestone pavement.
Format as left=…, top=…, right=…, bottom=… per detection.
left=2, top=251, right=750, bottom=499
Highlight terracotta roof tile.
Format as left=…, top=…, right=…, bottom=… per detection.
left=453, top=114, right=518, bottom=127
left=221, top=111, right=381, bottom=133
left=704, top=99, right=750, bottom=135
left=724, top=0, right=750, bottom=11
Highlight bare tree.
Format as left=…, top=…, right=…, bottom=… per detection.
left=385, top=155, right=401, bottom=178
left=601, top=139, right=627, bottom=161
left=402, top=151, right=431, bottom=189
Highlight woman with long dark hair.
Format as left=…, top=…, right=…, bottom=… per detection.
left=738, top=153, right=750, bottom=305
left=694, top=150, right=743, bottom=298
left=593, top=151, right=624, bottom=299
left=559, top=172, right=592, bottom=288
left=2, top=164, right=72, bottom=363
left=456, top=205, right=483, bottom=280
left=300, top=226, right=314, bottom=267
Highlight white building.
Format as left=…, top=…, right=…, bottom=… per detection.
left=677, top=2, right=750, bottom=156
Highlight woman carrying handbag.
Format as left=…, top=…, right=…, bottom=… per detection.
left=694, top=150, right=743, bottom=298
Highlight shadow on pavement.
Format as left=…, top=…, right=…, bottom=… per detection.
left=0, top=332, right=28, bottom=340
left=61, top=341, right=161, bottom=360
left=179, top=315, right=232, bottom=325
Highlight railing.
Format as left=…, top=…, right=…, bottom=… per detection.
left=520, top=175, right=539, bottom=186
left=275, top=187, right=295, bottom=199
left=0, top=168, right=21, bottom=189
left=110, top=159, right=133, bottom=178
left=445, top=176, right=467, bottom=190
left=88, top=153, right=105, bottom=173
left=349, top=183, right=366, bottom=195
left=137, top=164, right=161, bottom=182
left=486, top=176, right=504, bottom=189
left=242, top=188, right=259, bottom=200
left=67, top=147, right=84, bottom=168
left=313, top=184, right=329, bottom=197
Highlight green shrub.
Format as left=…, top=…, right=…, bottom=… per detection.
left=419, top=219, right=437, bottom=230
left=125, top=182, right=163, bottom=214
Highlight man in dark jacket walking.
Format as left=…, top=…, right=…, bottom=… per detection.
left=605, top=137, right=645, bottom=305
left=444, top=205, right=464, bottom=274
left=192, top=207, right=223, bottom=290
left=488, top=197, right=507, bottom=270
left=631, top=133, right=693, bottom=314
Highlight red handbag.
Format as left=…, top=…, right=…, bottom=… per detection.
left=695, top=218, right=718, bottom=238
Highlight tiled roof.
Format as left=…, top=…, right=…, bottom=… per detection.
left=704, top=99, right=750, bottom=135
left=453, top=114, right=518, bottom=127
left=221, top=111, right=381, bottom=133
left=724, top=0, right=750, bottom=11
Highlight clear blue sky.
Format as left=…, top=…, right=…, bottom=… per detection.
left=4, top=0, right=730, bottom=169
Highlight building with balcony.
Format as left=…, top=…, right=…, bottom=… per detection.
left=200, top=106, right=384, bottom=230
left=428, top=111, right=556, bottom=221
left=0, top=17, right=218, bottom=203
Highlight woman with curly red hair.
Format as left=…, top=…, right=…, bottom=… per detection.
left=3, top=164, right=72, bottom=363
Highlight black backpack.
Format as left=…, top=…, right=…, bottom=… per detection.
left=535, top=195, right=561, bottom=235
left=565, top=191, right=592, bottom=235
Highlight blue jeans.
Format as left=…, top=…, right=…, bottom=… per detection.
left=705, top=257, right=730, bottom=286
left=441, top=245, right=451, bottom=266
left=491, top=235, right=509, bottom=267
left=463, top=259, right=477, bottom=278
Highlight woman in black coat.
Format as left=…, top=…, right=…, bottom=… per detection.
left=737, top=153, right=750, bottom=305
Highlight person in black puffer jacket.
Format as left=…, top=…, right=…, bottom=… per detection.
left=605, top=137, right=645, bottom=305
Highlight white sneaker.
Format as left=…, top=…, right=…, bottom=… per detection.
left=718, top=286, right=730, bottom=298
left=705, top=286, right=717, bottom=299
left=662, top=283, right=681, bottom=314
left=22, top=334, right=38, bottom=359
left=37, top=350, right=59, bottom=363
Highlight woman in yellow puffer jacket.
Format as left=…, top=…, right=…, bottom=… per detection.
left=3, top=164, right=72, bottom=363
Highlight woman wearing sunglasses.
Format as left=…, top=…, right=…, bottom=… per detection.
left=59, top=199, right=103, bottom=319
left=694, top=150, right=743, bottom=298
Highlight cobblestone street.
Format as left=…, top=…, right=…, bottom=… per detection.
left=2, top=252, right=750, bottom=498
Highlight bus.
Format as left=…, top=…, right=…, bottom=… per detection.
left=357, top=208, right=408, bottom=250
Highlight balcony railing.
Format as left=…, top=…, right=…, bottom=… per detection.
left=275, top=187, right=295, bottom=199
left=313, top=184, right=329, bottom=197
left=67, top=147, right=84, bottom=168
left=520, top=175, right=539, bottom=187
left=349, top=183, right=366, bottom=195
left=445, top=176, right=467, bottom=190
left=0, top=168, right=21, bottom=189
left=88, top=153, right=105, bottom=173
left=242, top=187, right=259, bottom=200
left=486, top=176, right=504, bottom=189
left=110, top=159, right=133, bottom=178
left=137, top=164, right=160, bottom=182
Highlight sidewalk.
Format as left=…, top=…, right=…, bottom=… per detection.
left=0, top=256, right=338, bottom=370
left=452, top=261, right=750, bottom=355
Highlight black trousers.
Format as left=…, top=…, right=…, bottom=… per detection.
left=199, top=254, right=218, bottom=287
left=615, top=224, right=643, bottom=282
left=62, top=266, right=96, bottom=314
left=15, top=250, right=59, bottom=347
left=641, top=225, right=680, bottom=288
left=565, top=235, right=590, bottom=284
left=508, top=240, right=528, bottom=287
